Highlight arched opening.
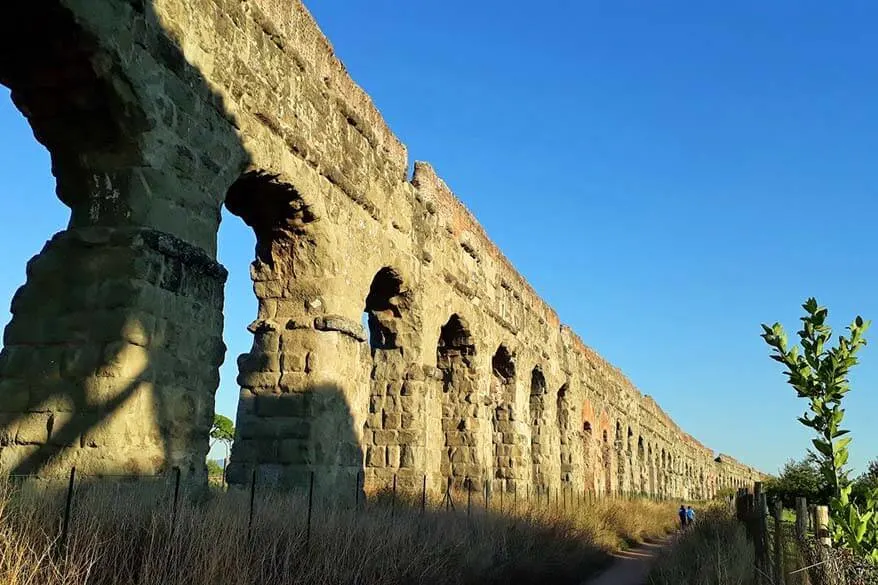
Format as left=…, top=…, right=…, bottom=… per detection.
left=490, top=344, right=517, bottom=491
left=660, top=448, right=667, bottom=497
left=360, top=267, right=413, bottom=479
left=615, top=421, right=624, bottom=494
left=581, top=418, right=594, bottom=493
left=556, top=383, right=571, bottom=485
left=623, top=426, right=633, bottom=493
left=637, top=436, right=645, bottom=493
left=602, top=427, right=612, bottom=496
left=211, top=205, right=257, bottom=476
left=528, top=366, right=548, bottom=491
left=227, top=171, right=367, bottom=489
left=363, top=267, right=407, bottom=352
left=0, top=4, right=234, bottom=480
left=437, top=314, right=479, bottom=486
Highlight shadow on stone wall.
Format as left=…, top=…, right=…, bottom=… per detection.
left=227, top=382, right=363, bottom=498
left=0, top=0, right=256, bottom=481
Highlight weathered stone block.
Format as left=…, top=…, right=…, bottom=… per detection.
left=400, top=445, right=415, bottom=468
left=253, top=280, right=285, bottom=299
left=237, top=370, right=281, bottom=388
left=365, top=412, right=382, bottom=429
left=386, top=445, right=400, bottom=468
left=399, top=396, right=419, bottom=414
left=373, top=430, right=397, bottom=445
left=15, top=414, right=50, bottom=445
left=61, top=345, right=103, bottom=380
left=0, top=445, right=41, bottom=473
left=278, top=439, right=310, bottom=464
left=278, top=372, right=310, bottom=392
left=255, top=394, right=310, bottom=417
left=98, top=341, right=150, bottom=379
left=280, top=351, right=306, bottom=372
left=382, top=412, right=401, bottom=430
left=47, top=412, right=80, bottom=446
left=365, top=446, right=384, bottom=468
left=0, top=380, right=29, bottom=413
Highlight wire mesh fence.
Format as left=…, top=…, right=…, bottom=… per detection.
left=737, top=488, right=878, bottom=585
left=4, top=466, right=681, bottom=567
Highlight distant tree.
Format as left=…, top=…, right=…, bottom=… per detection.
left=206, top=459, right=224, bottom=478
left=852, top=458, right=878, bottom=506
left=765, top=452, right=832, bottom=508
left=210, top=414, right=235, bottom=459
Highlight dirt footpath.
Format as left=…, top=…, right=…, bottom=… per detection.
left=584, top=537, right=673, bottom=585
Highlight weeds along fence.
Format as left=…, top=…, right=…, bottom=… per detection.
left=735, top=483, right=878, bottom=585
left=9, top=466, right=677, bottom=562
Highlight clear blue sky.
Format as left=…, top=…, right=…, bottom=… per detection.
left=1, top=0, right=875, bottom=475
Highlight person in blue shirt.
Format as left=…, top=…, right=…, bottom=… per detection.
left=686, top=506, right=696, bottom=526
left=678, top=505, right=688, bottom=530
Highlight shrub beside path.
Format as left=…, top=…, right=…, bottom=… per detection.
left=584, top=536, right=675, bottom=585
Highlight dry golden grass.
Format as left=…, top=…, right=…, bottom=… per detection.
left=0, top=479, right=677, bottom=585
left=647, top=505, right=755, bottom=585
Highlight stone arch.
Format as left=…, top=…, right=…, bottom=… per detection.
left=227, top=170, right=373, bottom=491
left=556, top=383, right=572, bottom=485
left=359, top=266, right=424, bottom=486
left=490, top=343, right=519, bottom=491
left=437, top=314, right=480, bottom=487
left=528, top=366, right=548, bottom=491
left=0, top=2, right=246, bottom=481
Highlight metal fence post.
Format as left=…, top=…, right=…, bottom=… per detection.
left=306, top=470, right=315, bottom=547
left=59, top=466, right=76, bottom=558
left=247, top=468, right=257, bottom=541
left=421, top=475, right=427, bottom=513
left=170, top=467, right=181, bottom=538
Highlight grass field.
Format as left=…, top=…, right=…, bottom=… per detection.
left=0, top=478, right=677, bottom=585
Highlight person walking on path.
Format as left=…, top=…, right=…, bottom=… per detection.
left=686, top=506, right=695, bottom=526
left=678, top=505, right=688, bottom=530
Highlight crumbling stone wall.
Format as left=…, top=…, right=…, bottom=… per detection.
left=0, top=0, right=763, bottom=494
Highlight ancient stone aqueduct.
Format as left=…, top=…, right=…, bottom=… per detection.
left=0, top=0, right=761, bottom=499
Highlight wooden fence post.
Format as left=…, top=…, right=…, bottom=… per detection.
left=795, top=497, right=808, bottom=541
left=753, top=482, right=769, bottom=585
left=793, top=497, right=812, bottom=585
left=814, top=505, right=830, bottom=547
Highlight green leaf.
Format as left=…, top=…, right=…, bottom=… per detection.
left=813, top=439, right=833, bottom=458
